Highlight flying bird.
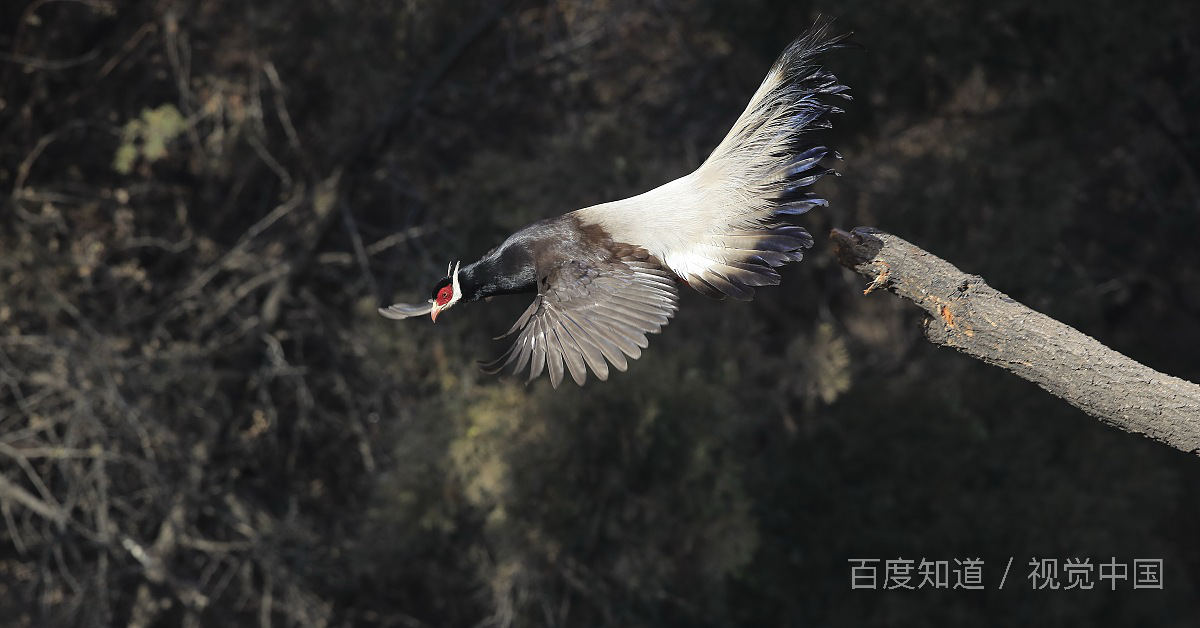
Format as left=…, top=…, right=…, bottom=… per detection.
left=381, top=24, right=853, bottom=388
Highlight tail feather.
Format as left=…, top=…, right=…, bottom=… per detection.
left=680, top=22, right=852, bottom=298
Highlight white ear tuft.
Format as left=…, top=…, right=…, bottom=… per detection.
left=450, top=261, right=462, bottom=304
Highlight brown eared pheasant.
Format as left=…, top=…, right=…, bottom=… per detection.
left=381, top=24, right=854, bottom=388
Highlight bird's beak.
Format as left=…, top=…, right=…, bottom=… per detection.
left=430, top=306, right=442, bottom=323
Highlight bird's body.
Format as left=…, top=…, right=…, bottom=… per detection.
left=382, top=24, right=853, bottom=387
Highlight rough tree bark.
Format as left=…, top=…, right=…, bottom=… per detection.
left=829, top=227, right=1200, bottom=456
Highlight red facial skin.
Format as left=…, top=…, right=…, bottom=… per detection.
left=431, top=285, right=454, bottom=322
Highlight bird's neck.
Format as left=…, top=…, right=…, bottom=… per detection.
left=458, top=250, right=537, bottom=302
left=457, top=214, right=616, bottom=303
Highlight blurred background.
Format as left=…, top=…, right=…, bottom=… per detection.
left=2, top=0, right=1198, bottom=626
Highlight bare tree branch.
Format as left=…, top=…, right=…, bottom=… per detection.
left=830, top=227, right=1200, bottom=455
left=0, top=474, right=68, bottom=527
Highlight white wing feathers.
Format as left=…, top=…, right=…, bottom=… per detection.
left=573, top=24, right=851, bottom=300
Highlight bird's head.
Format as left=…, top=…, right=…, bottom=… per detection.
left=429, top=261, right=462, bottom=322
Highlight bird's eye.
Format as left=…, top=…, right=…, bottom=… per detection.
left=435, top=285, right=454, bottom=306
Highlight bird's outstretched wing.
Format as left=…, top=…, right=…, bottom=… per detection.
left=572, top=22, right=851, bottom=301
left=481, top=255, right=678, bottom=388
left=378, top=300, right=434, bottom=319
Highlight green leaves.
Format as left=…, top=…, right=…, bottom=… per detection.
left=113, top=104, right=186, bottom=174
